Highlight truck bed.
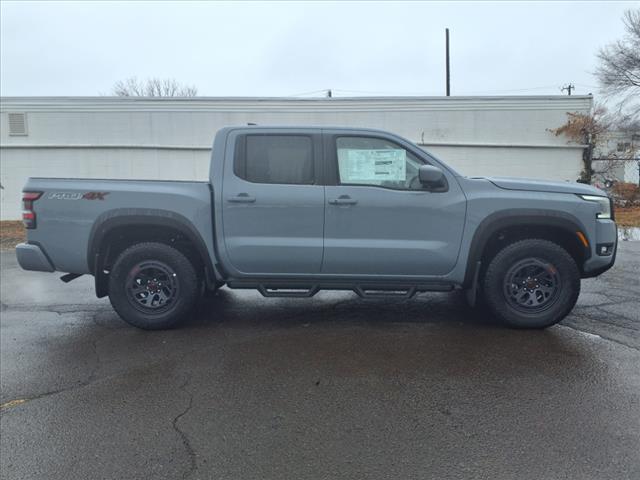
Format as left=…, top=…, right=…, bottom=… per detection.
left=22, top=177, right=214, bottom=274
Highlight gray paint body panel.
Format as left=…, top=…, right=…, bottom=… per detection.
left=23, top=178, right=213, bottom=274
left=322, top=184, right=466, bottom=276
left=20, top=125, right=616, bottom=289
left=220, top=128, right=325, bottom=275
left=487, top=177, right=603, bottom=195
left=320, top=129, right=467, bottom=276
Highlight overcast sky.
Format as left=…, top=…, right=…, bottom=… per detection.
left=1, top=1, right=637, bottom=98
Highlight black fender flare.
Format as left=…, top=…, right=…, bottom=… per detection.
left=462, top=208, right=590, bottom=288
left=87, top=209, right=216, bottom=296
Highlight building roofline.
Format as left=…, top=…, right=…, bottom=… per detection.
left=0, top=95, right=593, bottom=114
left=0, top=95, right=593, bottom=102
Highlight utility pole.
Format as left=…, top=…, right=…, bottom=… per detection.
left=445, top=28, right=451, bottom=96
left=561, top=83, right=575, bottom=95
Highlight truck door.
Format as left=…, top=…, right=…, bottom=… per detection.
left=221, top=129, right=325, bottom=275
left=322, top=132, right=466, bottom=277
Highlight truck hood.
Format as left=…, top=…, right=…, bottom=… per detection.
left=484, top=177, right=606, bottom=196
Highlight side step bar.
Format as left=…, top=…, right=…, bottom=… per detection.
left=257, top=286, right=320, bottom=298
left=354, top=287, right=417, bottom=299
left=228, top=281, right=456, bottom=299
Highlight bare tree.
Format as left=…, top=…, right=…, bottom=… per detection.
left=595, top=9, right=640, bottom=117
left=112, top=77, right=198, bottom=97
left=551, top=105, right=639, bottom=186
left=617, top=115, right=640, bottom=135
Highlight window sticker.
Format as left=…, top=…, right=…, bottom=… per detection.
left=338, top=149, right=406, bottom=184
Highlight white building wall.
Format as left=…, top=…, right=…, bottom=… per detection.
left=425, top=145, right=583, bottom=179
left=0, top=96, right=591, bottom=220
left=623, top=160, right=640, bottom=184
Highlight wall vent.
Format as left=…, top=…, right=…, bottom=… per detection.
left=8, top=112, right=28, bottom=136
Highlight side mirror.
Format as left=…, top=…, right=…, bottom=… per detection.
left=418, top=165, right=447, bottom=191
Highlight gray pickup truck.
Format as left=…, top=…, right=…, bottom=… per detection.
left=16, top=126, right=617, bottom=330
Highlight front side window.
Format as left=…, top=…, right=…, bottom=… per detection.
left=235, top=135, right=314, bottom=184
left=336, top=136, right=424, bottom=190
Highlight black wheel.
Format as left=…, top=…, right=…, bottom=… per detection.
left=481, top=239, right=580, bottom=329
left=108, top=242, right=200, bottom=330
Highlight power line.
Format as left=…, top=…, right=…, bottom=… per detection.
left=285, top=89, right=331, bottom=97
left=286, top=85, right=585, bottom=98
left=458, top=85, right=560, bottom=95
left=332, top=88, right=439, bottom=96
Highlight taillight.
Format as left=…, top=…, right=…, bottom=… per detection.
left=22, top=191, right=42, bottom=229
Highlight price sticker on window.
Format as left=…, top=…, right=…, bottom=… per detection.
left=338, top=149, right=406, bottom=184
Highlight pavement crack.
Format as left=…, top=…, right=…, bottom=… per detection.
left=1, top=386, right=75, bottom=412
left=3, top=336, right=108, bottom=412
left=172, top=374, right=197, bottom=480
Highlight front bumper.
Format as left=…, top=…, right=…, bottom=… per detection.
left=582, top=220, right=617, bottom=278
left=16, top=243, right=55, bottom=272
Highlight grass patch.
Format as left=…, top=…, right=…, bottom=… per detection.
left=616, top=206, right=640, bottom=228
left=0, top=221, right=25, bottom=250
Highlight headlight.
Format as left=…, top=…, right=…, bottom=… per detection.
left=579, top=195, right=612, bottom=219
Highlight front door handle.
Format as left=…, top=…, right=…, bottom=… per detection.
left=328, top=195, right=358, bottom=206
left=228, top=193, right=256, bottom=203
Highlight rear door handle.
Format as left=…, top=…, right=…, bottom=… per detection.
left=228, top=193, right=256, bottom=203
left=328, top=195, right=358, bottom=206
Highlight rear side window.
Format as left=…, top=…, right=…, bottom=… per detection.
left=234, top=135, right=314, bottom=184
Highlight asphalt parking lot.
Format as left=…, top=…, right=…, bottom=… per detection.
left=1, top=242, right=639, bottom=480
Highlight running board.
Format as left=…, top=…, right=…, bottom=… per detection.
left=228, top=280, right=456, bottom=299
left=257, top=286, right=320, bottom=298
left=354, top=286, right=417, bottom=299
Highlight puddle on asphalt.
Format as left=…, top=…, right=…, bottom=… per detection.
left=618, top=227, right=640, bottom=241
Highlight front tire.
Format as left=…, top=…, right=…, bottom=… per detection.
left=108, top=242, right=200, bottom=330
left=481, top=239, right=580, bottom=329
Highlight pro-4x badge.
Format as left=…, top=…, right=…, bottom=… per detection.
left=82, top=192, right=109, bottom=200
left=48, top=192, right=110, bottom=200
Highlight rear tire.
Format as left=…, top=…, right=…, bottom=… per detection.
left=481, top=239, right=580, bottom=329
left=108, top=242, right=200, bottom=330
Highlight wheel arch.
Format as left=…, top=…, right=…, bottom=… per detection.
left=463, top=209, right=591, bottom=288
left=88, top=209, right=217, bottom=297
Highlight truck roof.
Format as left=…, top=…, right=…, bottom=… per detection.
left=218, top=125, right=396, bottom=134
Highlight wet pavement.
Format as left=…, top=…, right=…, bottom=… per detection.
left=1, top=242, right=639, bottom=480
